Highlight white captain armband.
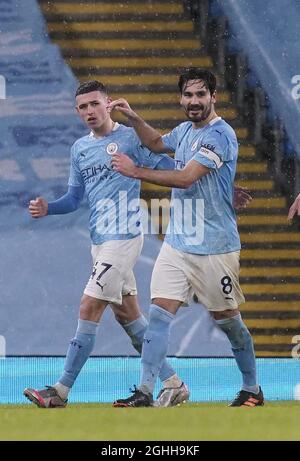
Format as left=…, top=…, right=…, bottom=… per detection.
left=198, top=146, right=223, bottom=169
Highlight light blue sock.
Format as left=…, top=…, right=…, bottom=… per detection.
left=216, top=314, right=259, bottom=393
left=59, top=319, right=99, bottom=388
left=140, top=304, right=174, bottom=394
left=121, top=314, right=177, bottom=382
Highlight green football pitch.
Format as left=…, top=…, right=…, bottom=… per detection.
left=0, top=402, right=299, bottom=441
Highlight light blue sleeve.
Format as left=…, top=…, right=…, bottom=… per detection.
left=192, top=129, right=234, bottom=170
left=161, top=126, right=179, bottom=152
left=154, top=155, right=175, bottom=170
left=68, top=145, right=84, bottom=187
left=132, top=139, right=175, bottom=170
left=48, top=185, right=84, bottom=215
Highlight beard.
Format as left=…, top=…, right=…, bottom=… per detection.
left=184, top=102, right=213, bottom=122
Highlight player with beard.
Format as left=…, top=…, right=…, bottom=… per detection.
left=109, top=68, right=264, bottom=407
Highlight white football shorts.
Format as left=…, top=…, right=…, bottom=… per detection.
left=150, top=242, right=245, bottom=311
left=84, top=234, right=143, bottom=305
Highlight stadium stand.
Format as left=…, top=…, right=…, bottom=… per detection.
left=38, top=0, right=300, bottom=357
left=198, top=0, right=300, bottom=357
left=0, top=0, right=232, bottom=357
left=1, top=0, right=300, bottom=359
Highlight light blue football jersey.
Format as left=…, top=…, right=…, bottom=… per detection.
left=162, top=117, right=241, bottom=255
left=69, top=123, right=167, bottom=244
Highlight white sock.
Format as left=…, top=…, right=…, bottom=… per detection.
left=54, top=382, right=70, bottom=400
left=163, top=374, right=182, bottom=389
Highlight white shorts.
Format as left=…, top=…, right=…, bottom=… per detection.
left=84, top=235, right=143, bottom=305
left=150, top=242, right=245, bottom=311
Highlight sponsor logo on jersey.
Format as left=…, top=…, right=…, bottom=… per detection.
left=199, top=144, right=223, bottom=168
left=81, top=164, right=112, bottom=183
left=200, top=147, right=212, bottom=156
left=175, top=159, right=185, bottom=170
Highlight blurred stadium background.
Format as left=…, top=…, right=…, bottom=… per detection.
left=0, top=0, right=300, bottom=404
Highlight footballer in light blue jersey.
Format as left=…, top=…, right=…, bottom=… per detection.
left=111, top=68, right=263, bottom=409
left=162, top=117, right=241, bottom=254
left=69, top=122, right=169, bottom=245
left=25, top=81, right=185, bottom=409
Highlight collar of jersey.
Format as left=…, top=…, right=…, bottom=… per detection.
left=89, top=122, right=120, bottom=139
left=209, top=116, right=222, bottom=125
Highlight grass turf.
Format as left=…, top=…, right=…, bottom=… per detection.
left=0, top=402, right=299, bottom=441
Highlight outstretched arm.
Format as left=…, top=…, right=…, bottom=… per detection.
left=111, top=153, right=210, bottom=188
left=112, top=153, right=252, bottom=211
left=28, top=185, right=84, bottom=218
left=107, top=98, right=170, bottom=153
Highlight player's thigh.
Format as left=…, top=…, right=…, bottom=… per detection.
left=151, top=242, right=192, bottom=305
left=187, top=251, right=245, bottom=311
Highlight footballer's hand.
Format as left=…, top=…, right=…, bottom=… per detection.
left=107, top=98, right=138, bottom=121
left=28, top=196, right=48, bottom=218
left=287, top=193, right=300, bottom=222
left=111, top=153, right=138, bottom=178
left=233, top=186, right=252, bottom=211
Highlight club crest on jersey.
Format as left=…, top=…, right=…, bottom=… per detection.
left=106, top=142, right=118, bottom=155
left=191, top=140, right=198, bottom=151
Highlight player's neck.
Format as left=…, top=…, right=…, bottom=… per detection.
left=91, top=118, right=115, bottom=138
left=192, top=111, right=218, bottom=129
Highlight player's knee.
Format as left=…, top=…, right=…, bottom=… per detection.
left=211, top=308, right=240, bottom=320
left=217, top=316, right=252, bottom=350
left=79, top=294, right=107, bottom=321
left=114, top=310, right=129, bottom=325
left=112, top=300, right=140, bottom=325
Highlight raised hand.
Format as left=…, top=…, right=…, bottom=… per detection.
left=107, top=98, right=139, bottom=121
left=111, top=153, right=138, bottom=178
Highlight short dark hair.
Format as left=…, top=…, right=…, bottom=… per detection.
left=178, top=68, right=217, bottom=95
left=75, top=80, right=107, bottom=97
